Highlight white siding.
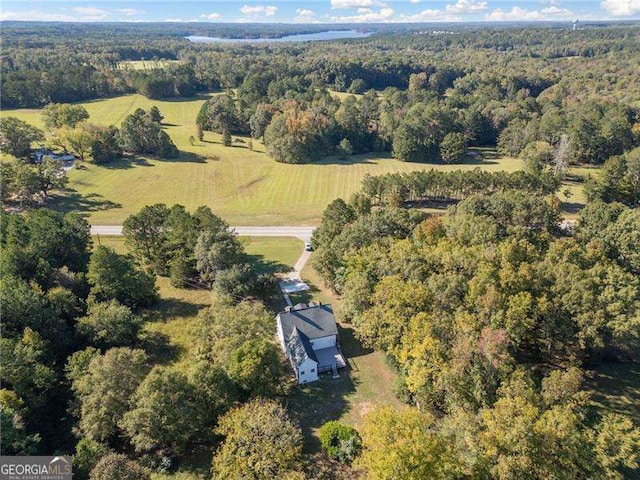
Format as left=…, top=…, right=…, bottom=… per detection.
left=297, top=358, right=319, bottom=384
left=276, top=316, right=286, bottom=352
left=309, top=335, right=335, bottom=350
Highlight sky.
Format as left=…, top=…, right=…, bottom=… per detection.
left=1, top=0, right=639, bottom=23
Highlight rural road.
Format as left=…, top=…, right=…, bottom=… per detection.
left=90, top=225, right=315, bottom=241
left=91, top=224, right=317, bottom=304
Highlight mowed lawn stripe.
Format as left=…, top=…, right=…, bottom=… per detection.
left=2, top=94, right=525, bottom=225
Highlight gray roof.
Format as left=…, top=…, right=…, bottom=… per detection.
left=286, top=327, right=317, bottom=367
left=277, top=304, right=338, bottom=341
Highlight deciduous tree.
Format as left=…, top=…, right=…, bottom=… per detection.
left=211, top=399, right=303, bottom=479
left=0, top=117, right=44, bottom=158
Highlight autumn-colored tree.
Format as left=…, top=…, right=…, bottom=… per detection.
left=211, top=399, right=303, bottom=479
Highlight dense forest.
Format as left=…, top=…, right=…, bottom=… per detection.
left=3, top=22, right=639, bottom=171
left=310, top=191, right=640, bottom=478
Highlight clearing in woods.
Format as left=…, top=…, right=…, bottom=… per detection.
left=1, top=93, right=537, bottom=226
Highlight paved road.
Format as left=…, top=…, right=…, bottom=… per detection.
left=91, top=225, right=315, bottom=241
left=91, top=224, right=316, bottom=307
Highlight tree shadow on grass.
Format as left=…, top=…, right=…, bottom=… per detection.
left=286, top=371, right=360, bottom=452
left=91, top=152, right=211, bottom=169
left=101, top=157, right=154, bottom=170
left=561, top=201, right=585, bottom=215
left=315, top=150, right=500, bottom=167
left=139, top=329, right=183, bottom=365
left=49, top=190, right=122, bottom=216
left=156, top=94, right=213, bottom=103
left=144, top=151, right=209, bottom=164
left=587, top=361, right=640, bottom=423
left=316, top=154, right=379, bottom=166
left=147, top=297, right=209, bottom=324
left=245, top=252, right=293, bottom=276
left=338, top=324, right=373, bottom=360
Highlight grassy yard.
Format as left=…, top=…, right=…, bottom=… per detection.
left=2, top=94, right=530, bottom=226
left=91, top=235, right=302, bottom=366
left=560, top=164, right=600, bottom=219
left=240, top=236, right=302, bottom=275
left=287, top=259, right=405, bottom=451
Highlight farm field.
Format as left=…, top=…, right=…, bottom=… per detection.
left=2, top=94, right=534, bottom=226
left=118, top=59, right=183, bottom=70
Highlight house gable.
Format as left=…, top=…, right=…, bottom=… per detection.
left=276, top=303, right=338, bottom=341
left=276, top=303, right=345, bottom=384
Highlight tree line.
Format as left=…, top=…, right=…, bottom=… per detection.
left=197, top=72, right=639, bottom=166
left=360, top=168, right=560, bottom=206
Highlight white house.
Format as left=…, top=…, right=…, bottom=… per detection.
left=276, top=302, right=346, bottom=384
left=33, top=148, right=75, bottom=164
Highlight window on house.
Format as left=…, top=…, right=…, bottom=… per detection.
left=300, top=371, right=305, bottom=375
left=311, top=369, right=315, bottom=373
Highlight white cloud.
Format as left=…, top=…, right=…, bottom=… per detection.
left=294, top=8, right=316, bottom=22
left=601, top=0, right=640, bottom=16
left=200, top=12, right=222, bottom=20
left=70, top=6, right=109, bottom=21
left=410, top=0, right=421, bottom=3
left=331, top=6, right=395, bottom=22
left=164, top=18, right=199, bottom=22
left=0, top=9, right=76, bottom=21
left=400, top=8, right=461, bottom=21
left=116, top=8, right=142, bottom=16
left=239, top=5, right=278, bottom=17
left=445, top=0, right=489, bottom=14
left=485, top=5, right=573, bottom=20
left=542, top=6, right=573, bottom=15
left=330, top=0, right=387, bottom=9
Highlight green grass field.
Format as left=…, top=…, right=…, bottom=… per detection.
left=118, top=60, right=183, bottom=70
left=2, top=94, right=530, bottom=226
left=241, top=236, right=302, bottom=274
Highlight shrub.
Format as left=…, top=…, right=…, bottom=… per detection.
left=318, top=421, right=362, bottom=463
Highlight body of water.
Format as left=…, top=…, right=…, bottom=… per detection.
left=185, top=30, right=372, bottom=43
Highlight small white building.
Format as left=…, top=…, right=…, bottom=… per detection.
left=276, top=302, right=346, bottom=385
left=33, top=148, right=75, bottom=165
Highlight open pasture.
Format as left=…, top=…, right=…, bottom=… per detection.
left=7, top=94, right=590, bottom=226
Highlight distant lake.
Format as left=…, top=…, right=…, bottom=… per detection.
left=185, top=30, right=372, bottom=43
